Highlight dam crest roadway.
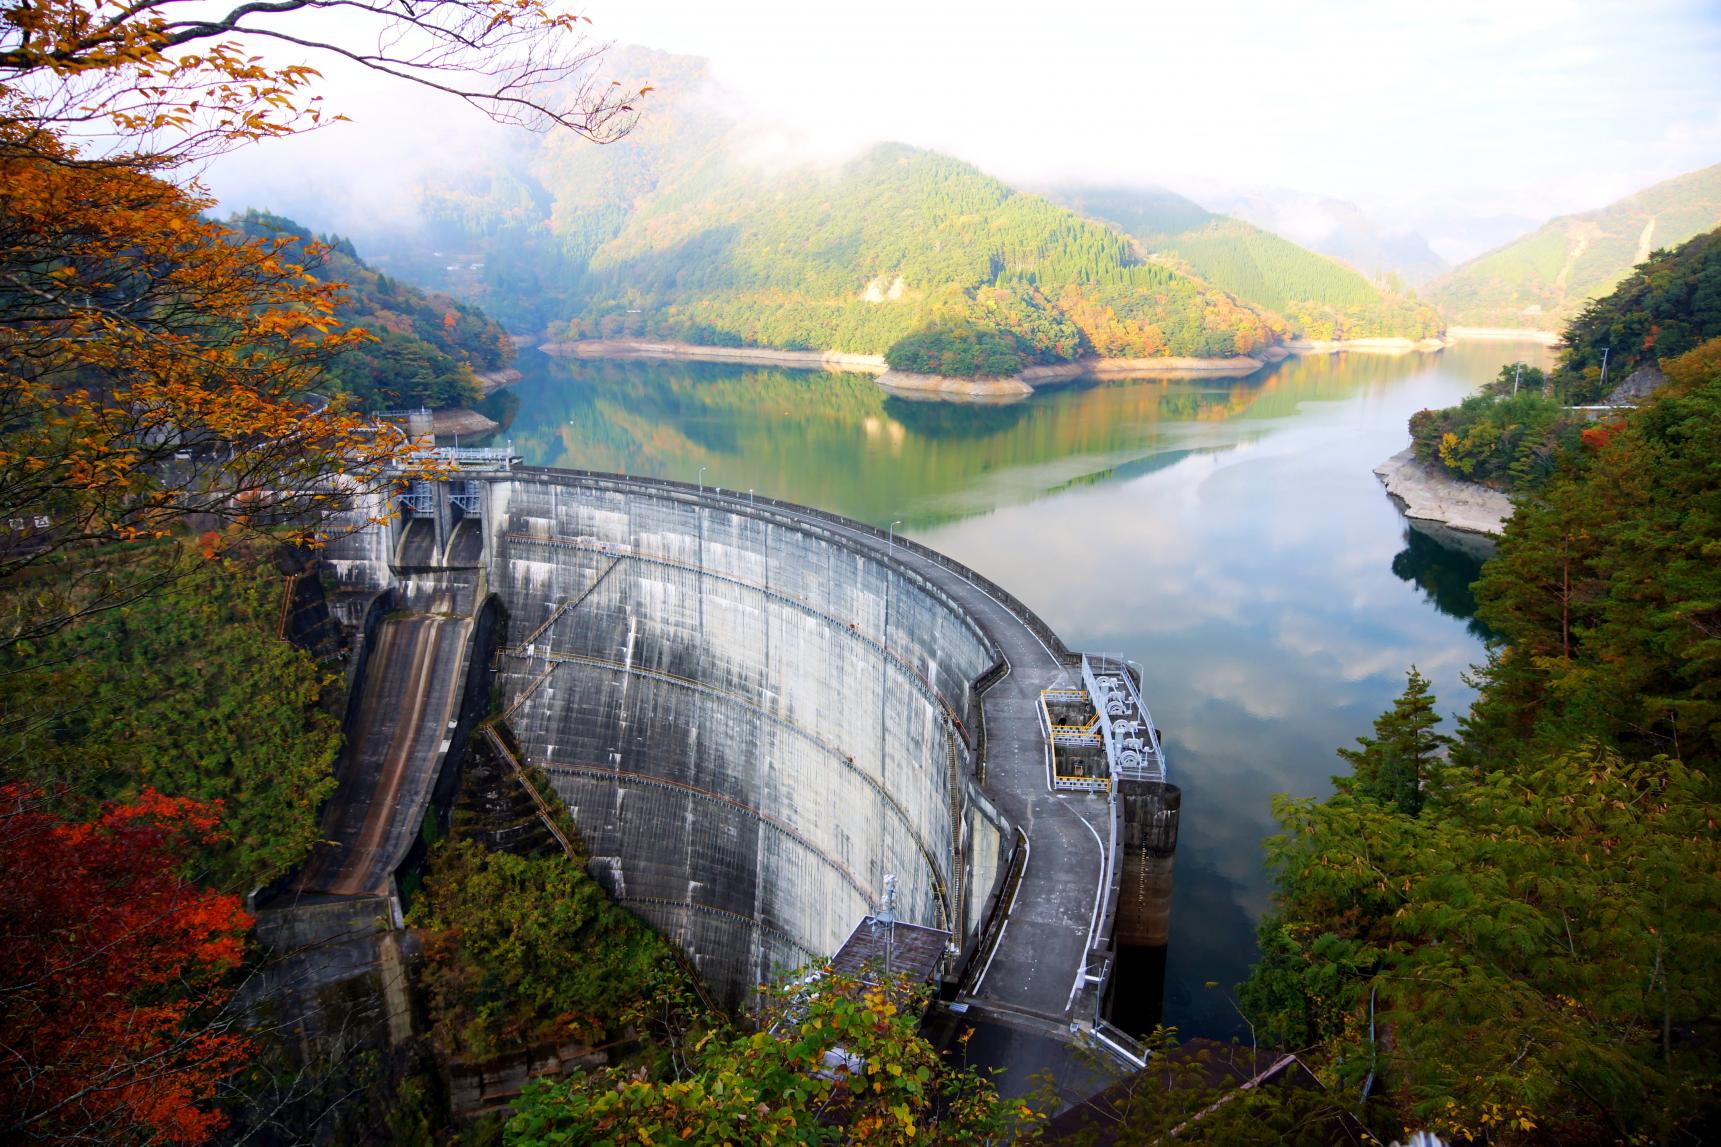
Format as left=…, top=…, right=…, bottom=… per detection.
left=279, top=446, right=1177, bottom=1077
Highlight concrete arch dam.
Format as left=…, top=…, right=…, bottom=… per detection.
left=488, top=470, right=1017, bottom=1003
left=303, top=457, right=1168, bottom=1038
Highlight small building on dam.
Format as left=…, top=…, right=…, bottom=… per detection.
left=276, top=448, right=1178, bottom=1069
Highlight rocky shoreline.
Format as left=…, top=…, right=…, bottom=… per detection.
left=1373, top=446, right=1513, bottom=554
left=542, top=338, right=1276, bottom=398
left=875, top=369, right=1033, bottom=400
left=473, top=367, right=523, bottom=395
left=1445, top=326, right=1561, bottom=346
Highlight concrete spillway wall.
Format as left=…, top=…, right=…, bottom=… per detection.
left=483, top=471, right=1011, bottom=1003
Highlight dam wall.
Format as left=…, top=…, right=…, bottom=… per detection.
left=482, top=471, right=1013, bottom=1002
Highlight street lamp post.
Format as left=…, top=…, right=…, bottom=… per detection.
left=697, top=466, right=707, bottom=493
left=887, top=520, right=901, bottom=554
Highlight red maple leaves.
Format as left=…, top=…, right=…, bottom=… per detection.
left=0, top=785, right=253, bottom=1144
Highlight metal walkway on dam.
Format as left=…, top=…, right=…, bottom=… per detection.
left=276, top=452, right=1174, bottom=1080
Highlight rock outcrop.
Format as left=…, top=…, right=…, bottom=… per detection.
left=1605, top=362, right=1667, bottom=405
left=1374, top=446, right=1514, bottom=546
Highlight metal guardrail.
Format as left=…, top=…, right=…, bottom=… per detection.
left=388, top=445, right=519, bottom=476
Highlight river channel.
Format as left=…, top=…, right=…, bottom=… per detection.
left=481, top=338, right=1553, bottom=1039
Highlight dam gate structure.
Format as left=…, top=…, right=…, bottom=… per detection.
left=284, top=449, right=1175, bottom=1073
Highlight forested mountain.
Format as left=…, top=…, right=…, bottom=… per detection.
left=1053, top=185, right=1445, bottom=340
left=1555, top=223, right=1721, bottom=400
left=395, top=49, right=1278, bottom=376
left=228, top=210, right=512, bottom=410
left=1200, top=187, right=1450, bottom=286
left=1427, top=160, right=1721, bottom=330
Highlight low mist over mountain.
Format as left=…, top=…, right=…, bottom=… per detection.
left=1193, top=187, right=1450, bottom=286
left=1050, top=185, right=1443, bottom=341
left=346, top=49, right=1284, bottom=373
left=1428, top=160, right=1721, bottom=331
left=312, top=48, right=1463, bottom=370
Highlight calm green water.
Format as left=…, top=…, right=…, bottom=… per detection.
left=488, top=340, right=1551, bottom=1038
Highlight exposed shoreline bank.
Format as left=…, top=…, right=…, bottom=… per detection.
left=474, top=367, right=524, bottom=395
left=875, top=370, right=1033, bottom=400
left=538, top=336, right=1444, bottom=400
left=539, top=339, right=889, bottom=373
left=1373, top=446, right=1513, bottom=551
left=1281, top=336, right=1448, bottom=355
left=1444, top=326, right=1561, bottom=346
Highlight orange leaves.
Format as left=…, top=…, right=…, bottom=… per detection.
left=1, top=145, right=406, bottom=642
left=4, top=0, right=645, bottom=175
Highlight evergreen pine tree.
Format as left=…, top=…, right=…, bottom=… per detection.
left=1335, top=667, right=1450, bottom=815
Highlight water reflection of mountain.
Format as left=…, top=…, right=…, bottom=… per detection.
left=879, top=394, right=1034, bottom=438
left=497, top=349, right=1448, bottom=528
left=1390, top=527, right=1496, bottom=640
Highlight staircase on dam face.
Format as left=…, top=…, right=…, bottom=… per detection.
left=246, top=450, right=537, bottom=1059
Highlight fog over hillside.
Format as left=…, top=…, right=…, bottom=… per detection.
left=203, top=0, right=1721, bottom=271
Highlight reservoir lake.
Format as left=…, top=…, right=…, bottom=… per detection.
left=482, top=339, right=1554, bottom=1039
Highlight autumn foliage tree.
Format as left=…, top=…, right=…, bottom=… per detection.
left=0, top=134, right=409, bottom=650
left=0, top=2, right=643, bottom=1142
left=0, top=0, right=648, bottom=649
left=0, top=784, right=253, bottom=1144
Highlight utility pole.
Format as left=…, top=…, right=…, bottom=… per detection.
left=1513, top=362, right=1522, bottom=396
left=1600, top=347, right=1611, bottom=392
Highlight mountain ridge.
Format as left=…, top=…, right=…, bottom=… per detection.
left=1048, top=185, right=1444, bottom=340
left=356, top=47, right=1458, bottom=372
left=1427, top=160, right=1721, bottom=330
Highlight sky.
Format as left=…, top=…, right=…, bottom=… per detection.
left=203, top=0, right=1721, bottom=264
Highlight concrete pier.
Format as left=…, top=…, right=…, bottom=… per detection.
left=1116, top=781, right=1180, bottom=949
